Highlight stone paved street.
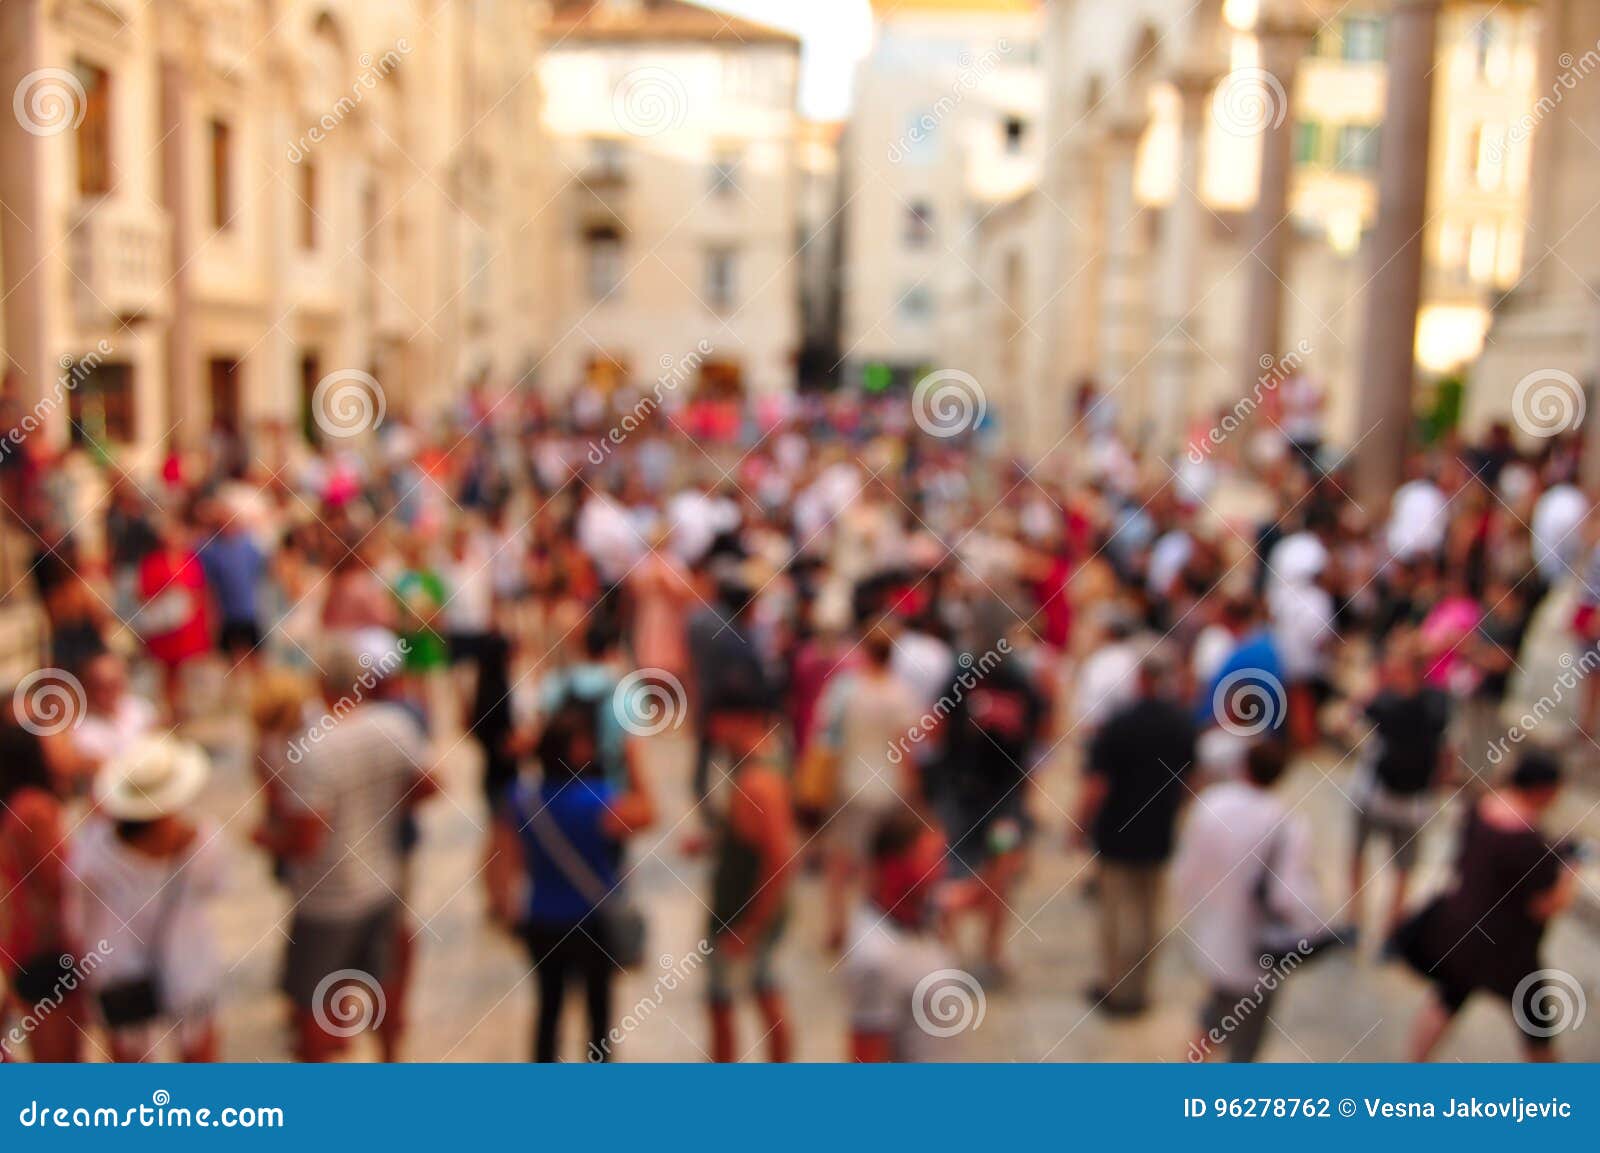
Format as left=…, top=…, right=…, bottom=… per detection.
left=162, top=668, right=1600, bottom=1064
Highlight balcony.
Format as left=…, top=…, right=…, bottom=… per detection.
left=68, top=198, right=170, bottom=328
left=570, top=165, right=628, bottom=232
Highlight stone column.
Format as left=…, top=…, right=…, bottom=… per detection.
left=1154, top=69, right=1217, bottom=453
left=0, top=0, right=49, bottom=419
left=1237, top=17, right=1313, bottom=408
left=158, top=55, right=197, bottom=452
left=1097, top=114, right=1149, bottom=432
left=1354, top=0, right=1441, bottom=508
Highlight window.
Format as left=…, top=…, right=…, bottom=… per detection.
left=1003, top=116, right=1027, bottom=154
left=899, top=285, right=933, bottom=325
left=709, top=145, right=741, bottom=197
left=585, top=227, right=623, bottom=301
left=299, top=160, right=318, bottom=249
left=1293, top=121, right=1324, bottom=166
left=1336, top=124, right=1380, bottom=172
left=704, top=246, right=736, bottom=311
left=1342, top=16, right=1385, bottom=63
left=901, top=112, right=938, bottom=165
left=67, top=361, right=133, bottom=444
left=1468, top=221, right=1499, bottom=284
left=74, top=60, right=112, bottom=196
left=588, top=138, right=625, bottom=182
left=1473, top=18, right=1510, bottom=85
left=905, top=200, right=934, bottom=247
left=209, top=119, right=232, bottom=230
left=1474, top=124, right=1508, bottom=190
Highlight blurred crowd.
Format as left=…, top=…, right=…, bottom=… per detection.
left=0, top=376, right=1594, bottom=1063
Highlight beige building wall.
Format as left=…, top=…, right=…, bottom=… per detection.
left=0, top=0, right=551, bottom=472
left=537, top=5, right=802, bottom=398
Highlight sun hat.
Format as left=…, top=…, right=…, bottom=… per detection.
left=95, top=736, right=209, bottom=822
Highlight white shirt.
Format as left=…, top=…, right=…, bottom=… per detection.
left=72, top=694, right=158, bottom=766
left=1072, top=640, right=1140, bottom=733
left=71, top=819, right=226, bottom=1017
left=892, top=630, right=956, bottom=713
left=1531, top=483, right=1588, bottom=585
left=841, top=905, right=959, bottom=1062
left=1173, top=782, right=1324, bottom=990
left=1269, top=580, right=1335, bottom=681
left=1385, top=479, right=1448, bottom=561
left=441, top=539, right=495, bottom=633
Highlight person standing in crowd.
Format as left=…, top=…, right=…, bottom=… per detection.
left=842, top=810, right=956, bottom=1062
left=136, top=516, right=213, bottom=721
left=1078, top=647, right=1196, bottom=1016
left=1399, top=750, right=1577, bottom=1061
left=73, top=738, right=223, bottom=1062
left=1349, top=632, right=1452, bottom=937
left=0, top=720, right=82, bottom=1062
left=491, top=670, right=655, bottom=1062
left=70, top=652, right=158, bottom=781
left=703, top=684, right=798, bottom=1063
left=198, top=499, right=267, bottom=665
left=1175, top=742, right=1331, bottom=1061
left=264, top=640, right=438, bottom=1062
left=805, top=624, right=922, bottom=952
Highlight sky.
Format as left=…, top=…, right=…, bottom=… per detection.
left=687, top=0, right=875, bottom=120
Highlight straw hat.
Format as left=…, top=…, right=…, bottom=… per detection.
left=95, top=736, right=209, bottom=822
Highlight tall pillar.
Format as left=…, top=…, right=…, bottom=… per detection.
left=1154, top=69, right=1217, bottom=453
left=1097, top=114, right=1149, bottom=431
left=158, top=56, right=198, bottom=452
left=1237, top=16, right=1313, bottom=406
left=1354, top=0, right=1441, bottom=508
left=0, top=0, right=50, bottom=417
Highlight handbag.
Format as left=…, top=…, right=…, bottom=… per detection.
left=526, top=807, right=646, bottom=970
left=97, top=865, right=185, bottom=1029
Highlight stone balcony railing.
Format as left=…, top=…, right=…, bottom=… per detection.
left=68, top=197, right=171, bottom=328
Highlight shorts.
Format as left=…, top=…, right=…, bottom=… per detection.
left=705, top=924, right=785, bottom=1006
left=1198, top=984, right=1276, bottom=1062
left=283, top=901, right=398, bottom=1009
left=217, top=618, right=263, bottom=653
left=1353, top=791, right=1428, bottom=871
left=945, top=795, right=1029, bottom=878
left=1429, top=971, right=1556, bottom=1050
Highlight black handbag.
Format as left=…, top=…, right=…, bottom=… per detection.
left=96, top=866, right=185, bottom=1029
left=527, top=807, right=646, bottom=970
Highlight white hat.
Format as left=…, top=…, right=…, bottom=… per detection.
left=95, top=736, right=209, bottom=821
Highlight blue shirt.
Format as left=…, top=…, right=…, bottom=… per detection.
left=199, top=534, right=265, bottom=623
left=1198, top=629, right=1286, bottom=731
left=515, top=777, right=620, bottom=926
